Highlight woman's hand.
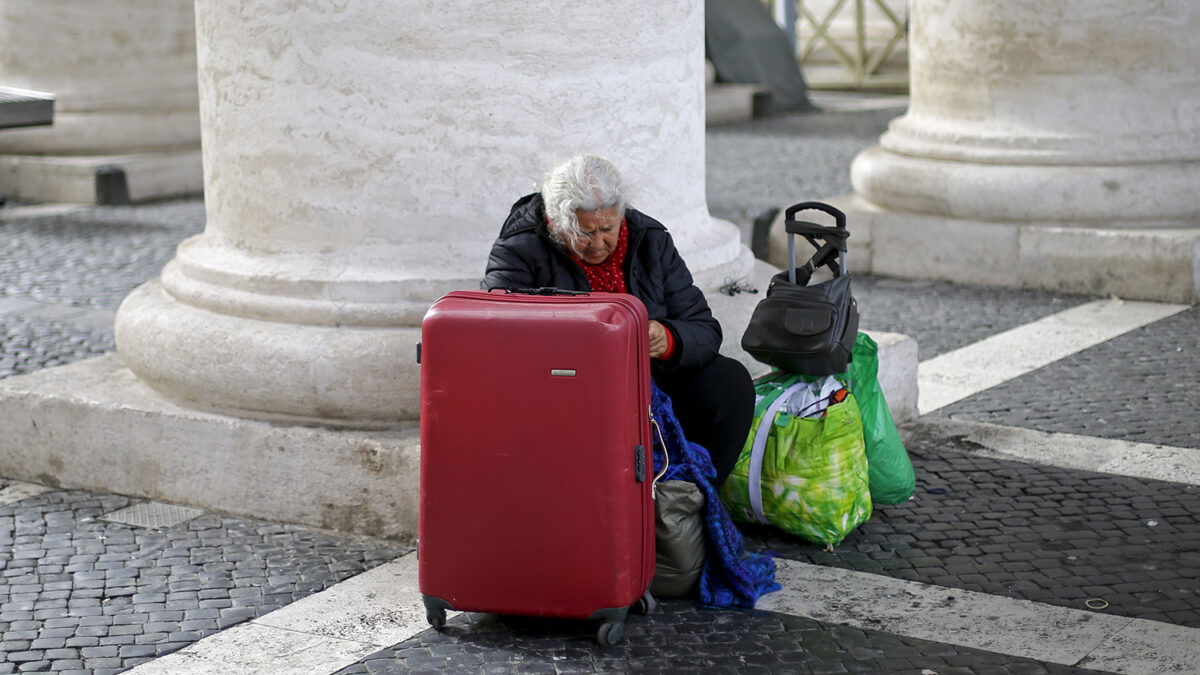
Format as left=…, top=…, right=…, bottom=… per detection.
left=648, top=320, right=670, bottom=359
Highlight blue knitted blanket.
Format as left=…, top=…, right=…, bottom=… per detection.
left=650, top=382, right=780, bottom=608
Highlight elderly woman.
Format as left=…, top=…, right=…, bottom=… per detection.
left=482, top=154, right=754, bottom=488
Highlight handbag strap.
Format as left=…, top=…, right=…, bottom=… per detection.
left=747, top=381, right=808, bottom=525
left=784, top=202, right=849, bottom=286
left=787, top=240, right=843, bottom=287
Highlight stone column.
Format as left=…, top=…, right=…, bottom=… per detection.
left=115, top=1, right=750, bottom=426
left=842, top=0, right=1200, bottom=302
left=0, top=0, right=202, bottom=203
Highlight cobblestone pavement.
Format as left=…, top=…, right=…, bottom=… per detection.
left=744, top=437, right=1200, bottom=628
left=0, top=485, right=409, bottom=674
left=2, top=94, right=1199, bottom=673
left=0, top=201, right=203, bottom=381
left=938, top=305, right=1200, bottom=450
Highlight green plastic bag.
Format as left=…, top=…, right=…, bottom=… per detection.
left=719, top=372, right=872, bottom=546
left=847, top=333, right=915, bottom=505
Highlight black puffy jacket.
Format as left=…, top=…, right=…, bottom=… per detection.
left=482, top=193, right=722, bottom=374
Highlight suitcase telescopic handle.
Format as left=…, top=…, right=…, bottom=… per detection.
left=782, top=202, right=849, bottom=285
left=784, top=201, right=846, bottom=232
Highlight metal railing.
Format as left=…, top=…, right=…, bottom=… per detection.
left=769, top=0, right=909, bottom=91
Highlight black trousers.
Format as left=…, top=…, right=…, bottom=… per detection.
left=654, top=355, right=755, bottom=489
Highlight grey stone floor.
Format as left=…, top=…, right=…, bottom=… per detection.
left=0, top=486, right=410, bottom=673
left=2, top=94, right=1198, bottom=673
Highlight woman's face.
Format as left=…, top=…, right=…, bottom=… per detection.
left=572, top=207, right=622, bottom=264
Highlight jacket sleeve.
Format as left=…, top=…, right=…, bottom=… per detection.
left=652, top=232, right=723, bottom=372
left=481, top=235, right=537, bottom=290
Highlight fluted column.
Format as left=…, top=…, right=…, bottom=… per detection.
left=115, top=1, right=748, bottom=425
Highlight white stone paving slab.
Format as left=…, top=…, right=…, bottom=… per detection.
left=127, top=552, right=448, bottom=674
left=0, top=480, right=52, bottom=505
left=254, top=551, right=440, bottom=645
left=910, top=418, right=1200, bottom=487
left=0, top=297, right=42, bottom=315
left=918, top=298, right=1190, bottom=415
left=758, top=559, right=1200, bottom=673
left=0, top=203, right=89, bottom=221
left=124, top=622, right=380, bottom=675
left=0, top=295, right=116, bottom=331
left=1080, top=619, right=1200, bottom=674
left=24, top=303, right=116, bottom=332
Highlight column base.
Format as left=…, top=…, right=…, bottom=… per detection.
left=767, top=195, right=1200, bottom=304
left=115, top=280, right=423, bottom=425
left=0, top=148, right=202, bottom=204
left=0, top=353, right=421, bottom=540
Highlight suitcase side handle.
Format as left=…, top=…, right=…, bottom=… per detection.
left=649, top=415, right=669, bottom=499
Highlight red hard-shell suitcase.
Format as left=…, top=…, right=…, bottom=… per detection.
left=418, top=289, right=658, bottom=645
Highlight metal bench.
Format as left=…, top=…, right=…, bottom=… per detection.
left=0, top=85, right=55, bottom=130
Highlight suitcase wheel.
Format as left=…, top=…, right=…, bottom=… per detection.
left=596, top=620, right=625, bottom=646
left=632, top=590, right=657, bottom=616
left=422, top=595, right=451, bottom=631
left=426, top=607, right=446, bottom=631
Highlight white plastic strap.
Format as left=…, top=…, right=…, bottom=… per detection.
left=747, top=382, right=807, bottom=524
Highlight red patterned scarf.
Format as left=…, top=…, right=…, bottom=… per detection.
left=571, top=220, right=629, bottom=293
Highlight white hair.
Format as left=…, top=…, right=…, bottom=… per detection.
left=540, top=154, right=628, bottom=253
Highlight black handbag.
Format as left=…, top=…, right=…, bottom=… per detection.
left=741, top=201, right=859, bottom=376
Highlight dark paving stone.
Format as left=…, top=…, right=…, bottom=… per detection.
left=938, top=305, right=1200, bottom=449
left=0, top=201, right=202, bottom=381
left=0, top=202, right=203, bottom=310
left=705, top=105, right=904, bottom=236
left=0, top=315, right=113, bottom=380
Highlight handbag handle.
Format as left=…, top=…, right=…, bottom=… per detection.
left=783, top=202, right=849, bottom=285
